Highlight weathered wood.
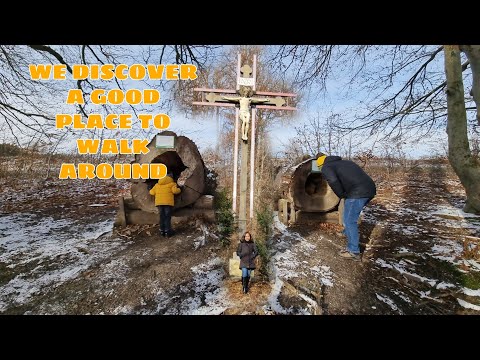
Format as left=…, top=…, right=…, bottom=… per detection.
left=239, top=140, right=248, bottom=234
left=130, top=131, right=206, bottom=212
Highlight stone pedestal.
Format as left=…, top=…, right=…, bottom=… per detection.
left=229, top=252, right=254, bottom=278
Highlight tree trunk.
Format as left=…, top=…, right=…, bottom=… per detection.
left=461, top=45, right=480, bottom=125
left=130, top=131, right=206, bottom=212
left=276, top=157, right=339, bottom=212
left=444, top=45, right=480, bottom=214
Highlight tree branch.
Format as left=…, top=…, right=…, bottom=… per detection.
left=28, top=45, right=89, bottom=118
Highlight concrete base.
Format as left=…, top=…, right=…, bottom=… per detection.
left=124, top=209, right=215, bottom=225
left=277, top=197, right=345, bottom=226
left=115, top=195, right=215, bottom=227
left=295, top=210, right=341, bottom=224
left=228, top=252, right=253, bottom=278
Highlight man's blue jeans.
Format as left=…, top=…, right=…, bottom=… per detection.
left=343, top=198, right=370, bottom=254
left=242, top=268, right=252, bottom=277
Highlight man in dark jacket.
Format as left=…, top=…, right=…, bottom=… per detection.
left=317, top=154, right=376, bottom=260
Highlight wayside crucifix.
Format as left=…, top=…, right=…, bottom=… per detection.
left=193, top=54, right=296, bottom=234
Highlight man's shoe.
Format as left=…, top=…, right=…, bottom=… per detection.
left=166, top=230, right=175, bottom=238
left=338, top=249, right=361, bottom=261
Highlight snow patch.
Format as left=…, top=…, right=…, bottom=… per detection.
left=150, top=257, right=231, bottom=315
left=0, top=213, right=131, bottom=312
left=462, top=288, right=480, bottom=297
left=267, top=213, right=334, bottom=314
left=375, top=258, right=438, bottom=287
left=429, top=241, right=464, bottom=263
left=267, top=276, right=291, bottom=314
left=431, top=206, right=480, bottom=219
left=376, top=293, right=402, bottom=314
left=391, top=289, right=411, bottom=303
left=273, top=212, right=287, bottom=233
left=436, top=281, right=456, bottom=290
left=186, top=258, right=230, bottom=315
left=457, top=298, right=480, bottom=311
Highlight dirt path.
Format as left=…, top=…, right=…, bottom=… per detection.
left=1, top=163, right=479, bottom=314
left=260, top=164, right=480, bottom=314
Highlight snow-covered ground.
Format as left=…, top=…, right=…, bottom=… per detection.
left=0, top=212, right=131, bottom=312
left=138, top=257, right=232, bottom=315
left=265, top=214, right=333, bottom=314
left=363, top=181, right=480, bottom=312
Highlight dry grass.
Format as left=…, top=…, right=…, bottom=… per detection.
left=462, top=236, right=480, bottom=260
left=222, top=279, right=272, bottom=315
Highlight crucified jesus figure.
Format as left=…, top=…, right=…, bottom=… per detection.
left=222, top=87, right=269, bottom=141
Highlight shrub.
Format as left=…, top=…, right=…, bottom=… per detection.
left=214, top=188, right=235, bottom=247
left=0, top=143, right=22, bottom=157
left=257, top=204, right=274, bottom=239
left=255, top=204, right=274, bottom=275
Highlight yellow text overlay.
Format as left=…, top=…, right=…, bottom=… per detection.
left=59, top=163, right=167, bottom=179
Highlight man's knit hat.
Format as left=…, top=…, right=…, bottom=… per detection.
left=316, top=155, right=327, bottom=167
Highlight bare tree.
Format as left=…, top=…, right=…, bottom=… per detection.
left=445, top=45, right=480, bottom=213
left=267, top=45, right=480, bottom=214
left=288, top=112, right=362, bottom=160
left=0, top=45, right=219, bottom=149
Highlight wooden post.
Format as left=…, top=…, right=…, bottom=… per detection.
left=232, top=108, right=239, bottom=214
left=215, top=107, right=220, bottom=156
left=239, top=138, right=248, bottom=234
left=252, top=54, right=257, bottom=91
left=250, top=108, right=256, bottom=219
left=236, top=53, right=241, bottom=91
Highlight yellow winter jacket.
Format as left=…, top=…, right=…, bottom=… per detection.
left=149, top=176, right=181, bottom=206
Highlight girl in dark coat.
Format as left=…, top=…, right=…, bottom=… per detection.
left=236, top=231, right=258, bottom=294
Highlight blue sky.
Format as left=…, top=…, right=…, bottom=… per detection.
left=2, top=45, right=468, bottom=159
left=166, top=45, right=455, bottom=159
left=171, top=107, right=449, bottom=159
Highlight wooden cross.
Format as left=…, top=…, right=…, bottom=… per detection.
left=193, top=53, right=296, bottom=234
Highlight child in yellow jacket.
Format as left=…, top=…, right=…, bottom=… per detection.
left=149, top=173, right=181, bottom=237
